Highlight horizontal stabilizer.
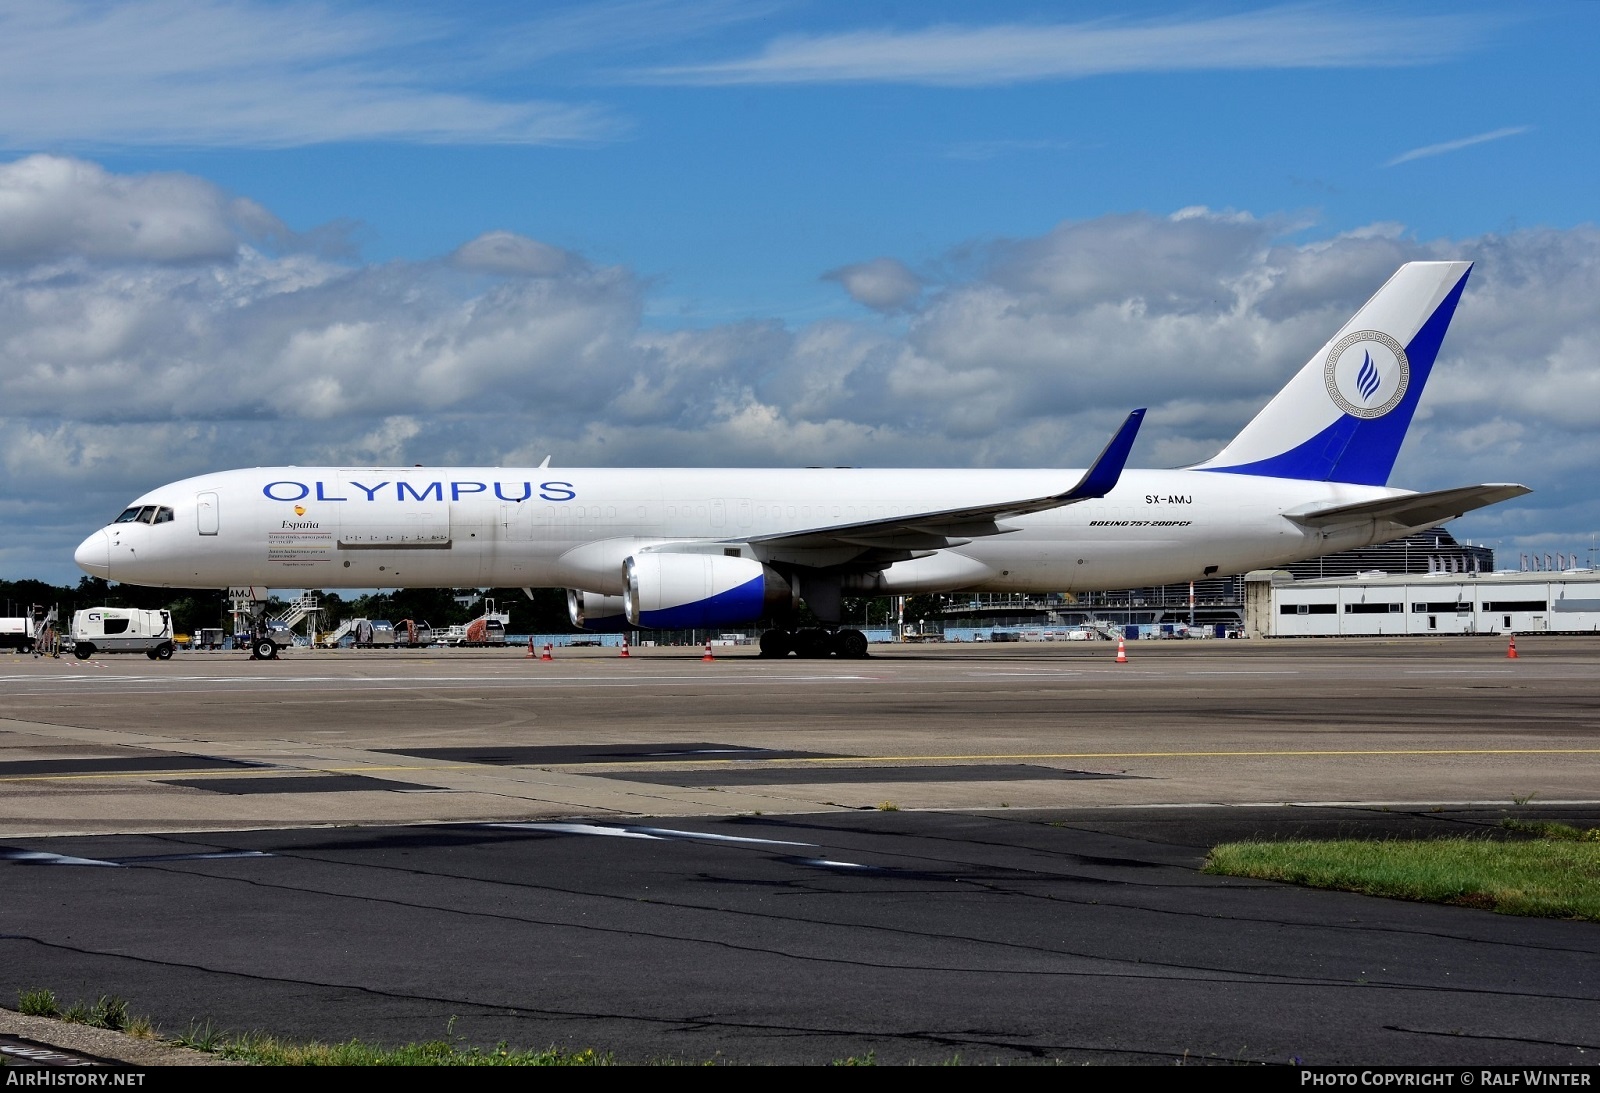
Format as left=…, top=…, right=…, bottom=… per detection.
left=1286, top=483, right=1531, bottom=531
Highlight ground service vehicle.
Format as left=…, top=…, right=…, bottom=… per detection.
left=70, top=608, right=176, bottom=660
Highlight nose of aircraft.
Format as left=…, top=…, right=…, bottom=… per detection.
left=74, top=530, right=111, bottom=579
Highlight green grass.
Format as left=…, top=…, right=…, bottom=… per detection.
left=207, top=1034, right=612, bottom=1066
left=16, top=990, right=128, bottom=1030
left=1205, top=836, right=1600, bottom=921
left=1500, top=818, right=1600, bottom=841
left=17, top=990, right=614, bottom=1065
left=17, top=989, right=59, bottom=1018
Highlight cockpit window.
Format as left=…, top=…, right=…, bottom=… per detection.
left=111, top=505, right=174, bottom=525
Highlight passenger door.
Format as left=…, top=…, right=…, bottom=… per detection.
left=197, top=492, right=219, bottom=535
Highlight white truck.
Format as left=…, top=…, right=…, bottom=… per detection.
left=70, top=607, right=176, bottom=660
left=0, top=616, right=35, bottom=653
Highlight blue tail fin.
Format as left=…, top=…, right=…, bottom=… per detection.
left=1197, top=261, right=1472, bottom=486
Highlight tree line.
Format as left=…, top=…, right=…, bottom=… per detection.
left=2, top=578, right=942, bottom=637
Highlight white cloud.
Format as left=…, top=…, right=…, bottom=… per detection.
left=452, top=232, right=578, bottom=278
left=0, top=0, right=621, bottom=148
left=824, top=257, right=922, bottom=312
left=3, top=155, right=1598, bottom=582
left=639, top=7, right=1494, bottom=86
left=0, top=154, right=272, bottom=263
left=1385, top=126, right=1533, bottom=167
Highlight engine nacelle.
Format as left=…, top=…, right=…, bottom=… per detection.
left=624, top=553, right=795, bottom=629
left=567, top=589, right=630, bottom=632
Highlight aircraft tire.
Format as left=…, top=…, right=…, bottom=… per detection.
left=253, top=639, right=277, bottom=661
left=834, top=629, right=869, bottom=659
left=758, top=629, right=792, bottom=658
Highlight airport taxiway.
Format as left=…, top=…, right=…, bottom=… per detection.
left=3, top=804, right=1598, bottom=1065
left=3, top=638, right=1597, bottom=1065
left=1, top=637, right=1597, bottom=836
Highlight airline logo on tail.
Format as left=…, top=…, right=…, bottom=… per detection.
left=1324, top=330, right=1409, bottom=419
left=1197, top=260, right=1472, bottom=486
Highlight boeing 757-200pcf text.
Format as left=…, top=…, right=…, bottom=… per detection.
left=75, top=262, right=1529, bottom=657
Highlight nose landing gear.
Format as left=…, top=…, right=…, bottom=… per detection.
left=758, top=627, right=869, bottom=659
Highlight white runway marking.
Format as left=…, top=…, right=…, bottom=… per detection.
left=491, top=822, right=815, bottom=848
left=0, top=848, right=119, bottom=867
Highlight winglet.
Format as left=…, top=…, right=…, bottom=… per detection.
left=1059, top=408, right=1145, bottom=502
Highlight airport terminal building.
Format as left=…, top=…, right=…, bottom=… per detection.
left=928, top=529, right=1599, bottom=641
left=1246, top=569, right=1600, bottom=638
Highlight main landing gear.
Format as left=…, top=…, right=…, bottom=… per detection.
left=758, top=628, right=869, bottom=659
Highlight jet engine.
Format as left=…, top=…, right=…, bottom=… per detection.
left=566, top=589, right=629, bottom=632
left=624, top=553, right=795, bottom=629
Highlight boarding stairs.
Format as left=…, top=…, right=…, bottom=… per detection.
left=319, top=618, right=358, bottom=648
left=274, top=593, right=319, bottom=631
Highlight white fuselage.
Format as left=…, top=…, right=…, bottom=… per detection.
left=76, top=465, right=1409, bottom=594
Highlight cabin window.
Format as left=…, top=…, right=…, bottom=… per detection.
left=153, top=506, right=174, bottom=524
left=114, top=507, right=142, bottom=523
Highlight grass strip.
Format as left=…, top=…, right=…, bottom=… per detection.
left=1500, top=818, right=1600, bottom=841
left=205, top=1033, right=611, bottom=1066
left=1204, top=837, right=1600, bottom=921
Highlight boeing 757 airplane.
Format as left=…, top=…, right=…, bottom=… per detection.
left=75, top=261, right=1528, bottom=658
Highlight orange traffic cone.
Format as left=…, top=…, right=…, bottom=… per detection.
left=525, top=637, right=536, bottom=659
left=1115, top=638, right=1128, bottom=664
left=1507, top=636, right=1518, bottom=659
left=702, top=639, right=715, bottom=662
left=619, top=636, right=630, bottom=658
left=541, top=642, right=553, bottom=661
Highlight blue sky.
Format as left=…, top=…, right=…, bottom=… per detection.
left=81, top=2, right=1594, bottom=320
left=2, top=1, right=1598, bottom=582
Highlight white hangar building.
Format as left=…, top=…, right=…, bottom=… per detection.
left=1245, top=570, right=1600, bottom=639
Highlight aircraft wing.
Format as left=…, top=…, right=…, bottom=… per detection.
left=1285, top=483, right=1532, bottom=531
left=739, top=409, right=1145, bottom=563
